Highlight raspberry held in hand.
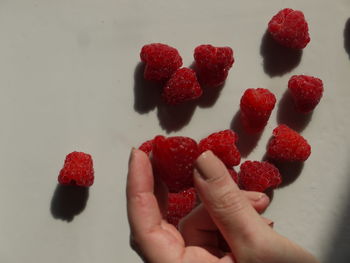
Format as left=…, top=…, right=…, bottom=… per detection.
left=140, top=43, right=183, bottom=81
left=267, top=125, right=311, bottom=161
left=167, top=188, right=197, bottom=227
left=194, top=44, right=234, bottom=87
left=239, top=161, right=282, bottom=192
left=199, top=130, right=241, bottom=167
left=58, top=152, right=94, bottom=187
left=240, top=88, right=276, bottom=133
left=288, top=75, right=324, bottom=113
left=162, top=68, right=202, bottom=105
left=152, top=135, right=199, bottom=192
left=139, top=139, right=154, bottom=155
left=268, top=8, right=310, bottom=49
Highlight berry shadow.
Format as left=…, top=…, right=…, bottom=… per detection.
left=133, top=62, right=162, bottom=114
left=230, top=110, right=263, bottom=158
left=134, top=62, right=225, bottom=133
left=262, top=153, right=304, bottom=188
left=260, top=31, right=302, bottom=77
left=277, top=90, right=313, bottom=132
left=50, top=184, right=89, bottom=222
left=344, top=18, right=350, bottom=58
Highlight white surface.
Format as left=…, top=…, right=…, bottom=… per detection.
left=0, top=0, right=349, bottom=262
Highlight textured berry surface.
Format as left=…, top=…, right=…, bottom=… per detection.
left=239, top=161, right=282, bottom=192
left=199, top=130, right=241, bottom=167
left=139, top=139, right=154, bottom=155
left=162, top=68, right=202, bottom=105
left=140, top=43, right=182, bottom=81
left=152, top=136, right=199, bottom=192
left=167, top=188, right=197, bottom=227
left=268, top=8, right=310, bottom=49
left=228, top=168, right=239, bottom=184
left=288, top=75, right=324, bottom=113
left=240, top=88, right=276, bottom=133
left=268, top=125, right=311, bottom=161
left=194, top=44, right=234, bottom=87
left=58, top=152, right=94, bottom=187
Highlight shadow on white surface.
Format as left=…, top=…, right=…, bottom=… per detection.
left=50, top=184, right=89, bottom=222
left=261, top=153, right=304, bottom=188
left=260, top=31, right=303, bottom=77
left=230, top=110, right=263, bottom=157
left=277, top=90, right=313, bottom=132
left=344, top=18, right=350, bottom=58
left=134, top=62, right=225, bottom=133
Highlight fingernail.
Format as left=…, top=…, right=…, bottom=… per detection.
left=253, top=193, right=267, bottom=202
left=128, top=147, right=136, bottom=165
left=195, top=150, right=226, bottom=180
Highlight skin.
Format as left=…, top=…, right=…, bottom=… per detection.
left=126, top=149, right=320, bottom=263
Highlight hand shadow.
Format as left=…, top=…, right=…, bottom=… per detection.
left=230, top=110, right=263, bottom=158
left=260, top=30, right=302, bottom=77
left=277, top=90, right=313, bottom=132
left=344, top=18, right=350, bottom=58
left=50, top=184, right=89, bottom=222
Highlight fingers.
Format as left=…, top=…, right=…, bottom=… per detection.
left=194, top=151, right=270, bottom=249
left=126, top=149, right=162, bottom=238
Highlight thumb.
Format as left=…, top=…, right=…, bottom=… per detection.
left=193, top=151, right=269, bottom=249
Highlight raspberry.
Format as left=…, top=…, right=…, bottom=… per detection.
left=140, top=43, right=183, bottom=81
left=194, top=44, right=234, bottom=87
left=167, top=188, right=197, bottom=227
left=267, top=125, right=311, bottom=161
left=228, top=168, right=239, bottom=184
left=198, top=130, right=241, bottom=167
left=288, top=75, right=324, bottom=113
left=240, top=88, right=276, bottom=133
left=138, top=139, right=154, bottom=155
left=268, top=8, right=310, bottom=49
left=58, top=152, right=94, bottom=187
left=239, top=161, right=282, bottom=192
left=152, top=136, right=199, bottom=192
left=162, top=68, right=203, bottom=105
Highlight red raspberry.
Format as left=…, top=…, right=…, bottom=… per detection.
left=58, top=152, right=94, bottom=187
left=198, top=130, right=241, bottom=167
left=239, top=161, right=282, bottom=192
left=152, top=136, right=199, bottom=192
left=228, top=168, right=239, bottom=184
left=240, top=88, right=276, bottom=133
left=138, top=139, right=154, bottom=155
left=162, top=68, right=203, bottom=105
left=267, top=125, right=311, bottom=161
left=268, top=8, right=310, bottom=49
left=140, top=43, right=183, bottom=81
left=288, top=75, right=324, bottom=113
left=194, top=44, right=234, bottom=87
left=167, top=188, right=197, bottom=227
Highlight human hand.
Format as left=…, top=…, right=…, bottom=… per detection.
left=126, top=149, right=319, bottom=263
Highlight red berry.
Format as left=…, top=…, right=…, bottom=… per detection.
left=194, top=44, right=234, bottom=87
left=58, top=152, right=94, bottom=187
left=268, top=8, right=310, bottom=49
left=139, top=139, right=154, bottom=155
left=239, top=161, right=282, bottom=192
left=199, top=130, right=241, bottom=167
left=267, top=125, right=311, bottom=161
left=152, top=136, right=199, bottom=192
left=140, top=43, right=183, bottom=81
left=240, top=88, right=276, bottom=133
left=167, top=188, right=197, bottom=227
left=288, top=75, right=324, bottom=113
left=228, top=168, right=239, bottom=184
left=162, top=68, right=203, bottom=105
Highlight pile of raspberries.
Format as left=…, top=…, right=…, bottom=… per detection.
left=56, top=8, right=324, bottom=227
